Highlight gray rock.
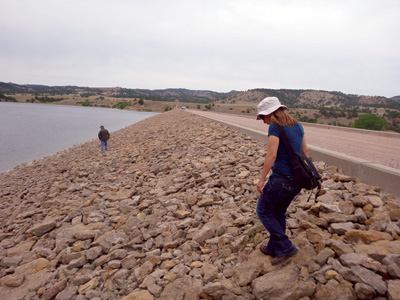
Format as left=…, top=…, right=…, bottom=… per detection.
left=314, top=278, right=355, bottom=300
left=67, top=256, right=87, bottom=270
left=330, top=239, right=354, bottom=256
left=342, top=265, right=387, bottom=295
left=202, top=263, right=219, bottom=284
left=121, top=254, right=137, bottom=269
left=192, top=224, right=216, bottom=244
left=85, top=246, right=103, bottom=261
left=43, top=279, right=67, bottom=300
left=340, top=253, right=386, bottom=274
left=234, top=259, right=262, bottom=287
left=252, top=263, right=302, bottom=299
left=1, top=256, right=23, bottom=267
left=316, top=248, right=335, bottom=265
left=55, top=285, right=78, bottom=300
left=354, top=207, right=368, bottom=223
left=93, top=230, right=129, bottom=252
left=354, top=282, right=376, bottom=300
left=26, top=219, right=56, bottom=237
left=160, top=275, right=203, bottom=300
left=72, top=274, right=92, bottom=286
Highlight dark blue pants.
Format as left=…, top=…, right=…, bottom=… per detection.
left=256, top=176, right=301, bottom=257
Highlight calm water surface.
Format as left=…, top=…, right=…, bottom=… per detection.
left=0, top=102, right=158, bottom=173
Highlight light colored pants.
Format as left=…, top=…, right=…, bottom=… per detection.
left=101, top=140, right=108, bottom=152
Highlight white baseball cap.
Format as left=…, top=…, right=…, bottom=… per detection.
left=256, top=97, right=287, bottom=120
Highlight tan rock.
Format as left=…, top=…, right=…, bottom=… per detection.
left=197, top=198, right=214, bottom=207
left=0, top=273, right=25, bottom=287
left=325, top=270, right=338, bottom=280
left=363, top=204, right=374, bottom=212
left=238, top=170, right=250, bottom=178
left=345, top=230, right=393, bottom=243
left=78, top=277, right=98, bottom=294
left=306, top=228, right=329, bottom=244
left=15, top=258, right=49, bottom=275
left=387, top=280, right=400, bottom=300
left=160, top=260, right=176, bottom=270
left=389, top=209, right=400, bottom=221
left=104, top=189, right=136, bottom=201
left=354, top=240, right=400, bottom=255
left=173, top=210, right=191, bottom=219
left=121, top=290, right=155, bottom=300
left=365, top=211, right=390, bottom=226
left=185, top=194, right=198, bottom=206
left=164, top=272, right=177, bottom=281
left=190, top=261, right=203, bottom=268
left=6, top=239, right=35, bottom=257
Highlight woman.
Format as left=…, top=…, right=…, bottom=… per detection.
left=255, top=97, right=308, bottom=266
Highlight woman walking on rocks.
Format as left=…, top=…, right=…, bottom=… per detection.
left=255, top=97, right=308, bottom=265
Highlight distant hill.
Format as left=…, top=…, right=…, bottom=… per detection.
left=221, top=88, right=400, bottom=110
left=1, top=81, right=399, bottom=109
left=0, top=82, right=240, bottom=104
left=111, top=88, right=240, bottom=103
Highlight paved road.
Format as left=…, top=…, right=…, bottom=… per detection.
left=188, top=110, right=400, bottom=170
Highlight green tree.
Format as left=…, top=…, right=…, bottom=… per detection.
left=353, top=114, right=387, bottom=131
left=81, top=99, right=90, bottom=106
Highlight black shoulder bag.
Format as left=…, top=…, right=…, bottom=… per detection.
left=275, top=124, right=322, bottom=202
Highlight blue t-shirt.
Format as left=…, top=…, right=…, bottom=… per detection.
left=268, top=123, right=304, bottom=177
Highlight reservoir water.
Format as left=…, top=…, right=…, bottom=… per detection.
left=0, top=102, right=159, bottom=173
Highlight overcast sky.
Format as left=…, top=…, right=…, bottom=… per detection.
left=1, top=0, right=399, bottom=97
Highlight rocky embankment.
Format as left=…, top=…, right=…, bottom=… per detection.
left=0, top=110, right=399, bottom=300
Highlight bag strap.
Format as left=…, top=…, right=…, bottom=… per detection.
left=275, top=124, right=320, bottom=202
left=274, top=124, right=296, bottom=156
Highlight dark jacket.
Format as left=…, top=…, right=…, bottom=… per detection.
left=98, top=128, right=110, bottom=141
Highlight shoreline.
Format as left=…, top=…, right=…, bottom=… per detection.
left=0, top=110, right=399, bottom=299
left=0, top=102, right=160, bottom=174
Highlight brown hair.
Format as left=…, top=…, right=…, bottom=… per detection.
left=270, top=108, right=298, bottom=127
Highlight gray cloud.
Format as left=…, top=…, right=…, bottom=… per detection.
left=1, top=0, right=399, bottom=97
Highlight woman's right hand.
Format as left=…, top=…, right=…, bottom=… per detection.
left=257, top=179, right=265, bottom=194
